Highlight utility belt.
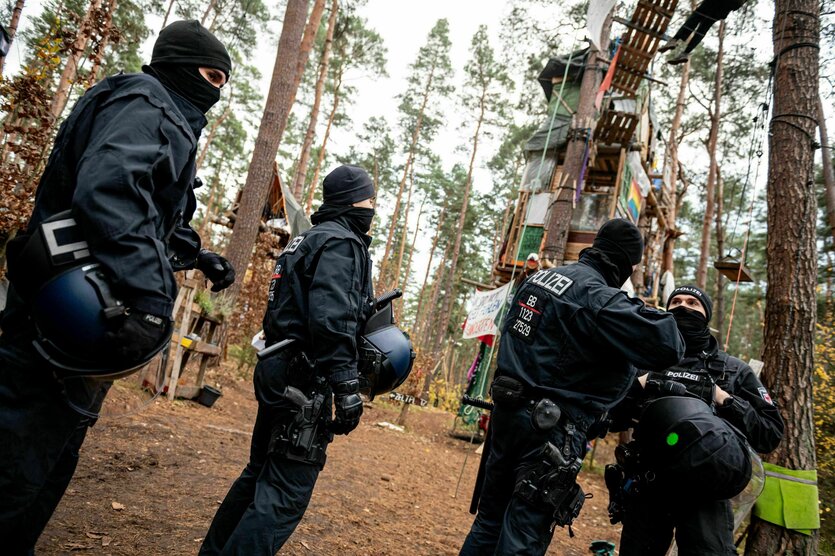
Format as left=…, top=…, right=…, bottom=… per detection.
left=492, top=376, right=589, bottom=535
left=259, top=339, right=333, bottom=468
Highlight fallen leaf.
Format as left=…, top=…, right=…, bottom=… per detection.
left=300, top=540, right=311, bottom=551
left=102, top=536, right=112, bottom=547
left=111, top=501, right=125, bottom=511
left=85, top=532, right=103, bottom=539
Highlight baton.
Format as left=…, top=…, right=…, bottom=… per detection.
left=256, top=338, right=298, bottom=361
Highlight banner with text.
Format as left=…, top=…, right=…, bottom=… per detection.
left=462, top=283, right=512, bottom=340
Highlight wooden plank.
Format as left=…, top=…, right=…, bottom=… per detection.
left=167, top=286, right=196, bottom=401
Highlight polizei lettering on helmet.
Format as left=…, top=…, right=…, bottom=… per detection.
left=528, top=270, right=574, bottom=296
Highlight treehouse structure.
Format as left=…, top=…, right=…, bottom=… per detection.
left=494, top=0, right=680, bottom=306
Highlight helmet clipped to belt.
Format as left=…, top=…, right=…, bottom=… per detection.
left=8, top=211, right=171, bottom=378
left=635, top=396, right=752, bottom=501
left=358, top=290, right=415, bottom=399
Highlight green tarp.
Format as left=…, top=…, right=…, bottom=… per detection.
left=752, top=462, right=820, bottom=535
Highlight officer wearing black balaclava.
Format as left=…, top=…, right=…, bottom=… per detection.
left=200, top=165, right=376, bottom=556
left=609, top=285, right=784, bottom=556
left=460, top=219, right=685, bottom=556
left=0, top=20, right=233, bottom=554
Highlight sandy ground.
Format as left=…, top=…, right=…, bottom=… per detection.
left=36, top=362, right=623, bottom=555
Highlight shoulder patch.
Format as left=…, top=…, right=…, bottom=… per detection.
left=283, top=235, right=305, bottom=254
left=757, top=386, right=773, bottom=405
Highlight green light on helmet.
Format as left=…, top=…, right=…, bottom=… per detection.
left=666, top=432, right=679, bottom=446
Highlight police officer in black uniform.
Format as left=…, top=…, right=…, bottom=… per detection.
left=460, top=218, right=685, bottom=556
left=611, top=285, right=783, bottom=555
left=0, top=21, right=234, bottom=554
left=199, top=165, right=375, bottom=556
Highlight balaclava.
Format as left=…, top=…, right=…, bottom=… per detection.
left=667, top=285, right=713, bottom=356
left=146, top=20, right=231, bottom=113
left=311, top=165, right=376, bottom=237
left=590, top=219, right=644, bottom=286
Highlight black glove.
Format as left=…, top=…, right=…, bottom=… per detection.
left=645, top=371, right=715, bottom=404
left=330, top=379, right=363, bottom=435
left=196, top=249, right=235, bottom=292
left=106, top=310, right=170, bottom=363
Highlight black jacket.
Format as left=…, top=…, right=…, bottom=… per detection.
left=496, top=259, right=685, bottom=418
left=613, top=336, right=784, bottom=454
left=263, top=217, right=374, bottom=386
left=3, top=72, right=204, bottom=328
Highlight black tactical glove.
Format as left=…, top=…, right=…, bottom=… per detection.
left=645, top=371, right=715, bottom=404
left=196, top=249, right=235, bottom=292
left=330, top=378, right=363, bottom=435
left=106, top=310, right=170, bottom=363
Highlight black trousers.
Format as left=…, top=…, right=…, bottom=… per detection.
left=673, top=1, right=735, bottom=54
left=199, top=357, right=328, bottom=556
left=619, top=489, right=736, bottom=556
left=459, top=403, right=592, bottom=556
left=0, top=338, right=108, bottom=555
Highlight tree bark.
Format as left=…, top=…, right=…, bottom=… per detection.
left=715, top=171, right=726, bottom=340
left=0, top=0, right=26, bottom=76
left=291, top=0, right=337, bottom=201
left=400, top=197, right=425, bottom=304
left=293, top=0, right=326, bottom=96
left=376, top=64, right=437, bottom=291
left=303, top=71, right=341, bottom=213
left=222, top=0, right=311, bottom=304
left=50, top=0, right=103, bottom=121
left=542, top=12, right=611, bottom=265
left=818, top=95, right=835, bottom=242
left=435, top=90, right=486, bottom=354
left=745, top=1, right=820, bottom=553
left=696, top=21, right=725, bottom=290
left=411, top=204, right=446, bottom=336
left=160, top=0, right=175, bottom=31
left=393, top=164, right=416, bottom=290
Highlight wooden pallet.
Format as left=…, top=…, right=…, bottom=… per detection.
left=611, top=0, right=679, bottom=96
left=595, top=110, right=640, bottom=146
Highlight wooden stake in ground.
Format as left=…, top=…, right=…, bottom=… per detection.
left=745, top=1, right=820, bottom=553
left=222, top=0, right=311, bottom=304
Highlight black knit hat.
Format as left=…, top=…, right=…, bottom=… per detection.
left=592, top=218, right=644, bottom=283
left=668, top=285, right=713, bottom=322
left=322, top=165, right=375, bottom=206
left=151, top=20, right=231, bottom=78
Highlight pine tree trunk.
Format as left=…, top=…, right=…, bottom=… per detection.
left=696, top=21, right=725, bottom=290
left=222, top=0, right=311, bottom=304
left=542, top=12, right=611, bottom=265
left=84, top=0, right=117, bottom=88
left=293, top=0, right=326, bottom=94
left=435, top=92, right=486, bottom=355
left=393, top=165, right=416, bottom=290
left=745, top=1, right=820, bottom=552
left=304, top=72, right=341, bottom=213
left=200, top=0, right=217, bottom=26
left=50, top=0, right=103, bottom=121
left=421, top=243, right=449, bottom=351
left=411, top=205, right=446, bottom=336
left=0, top=0, right=26, bottom=76
left=714, top=172, right=726, bottom=339
left=818, top=96, right=835, bottom=242
left=291, top=0, right=337, bottom=201
left=160, top=0, right=175, bottom=31
left=196, top=101, right=232, bottom=170
left=397, top=197, right=425, bottom=322
left=377, top=63, right=437, bottom=291
left=661, top=0, right=696, bottom=275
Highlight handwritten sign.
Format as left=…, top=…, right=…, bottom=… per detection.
left=462, top=283, right=512, bottom=340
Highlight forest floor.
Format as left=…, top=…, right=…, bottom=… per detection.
left=36, top=361, right=623, bottom=556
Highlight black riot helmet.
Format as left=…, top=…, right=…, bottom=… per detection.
left=358, top=290, right=415, bottom=399
left=9, top=211, right=172, bottom=378
left=636, top=396, right=752, bottom=501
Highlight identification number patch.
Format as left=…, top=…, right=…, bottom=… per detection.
left=508, top=295, right=542, bottom=344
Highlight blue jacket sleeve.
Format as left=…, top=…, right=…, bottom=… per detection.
left=307, top=238, right=364, bottom=385
left=594, top=293, right=686, bottom=370
left=71, top=94, right=194, bottom=317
